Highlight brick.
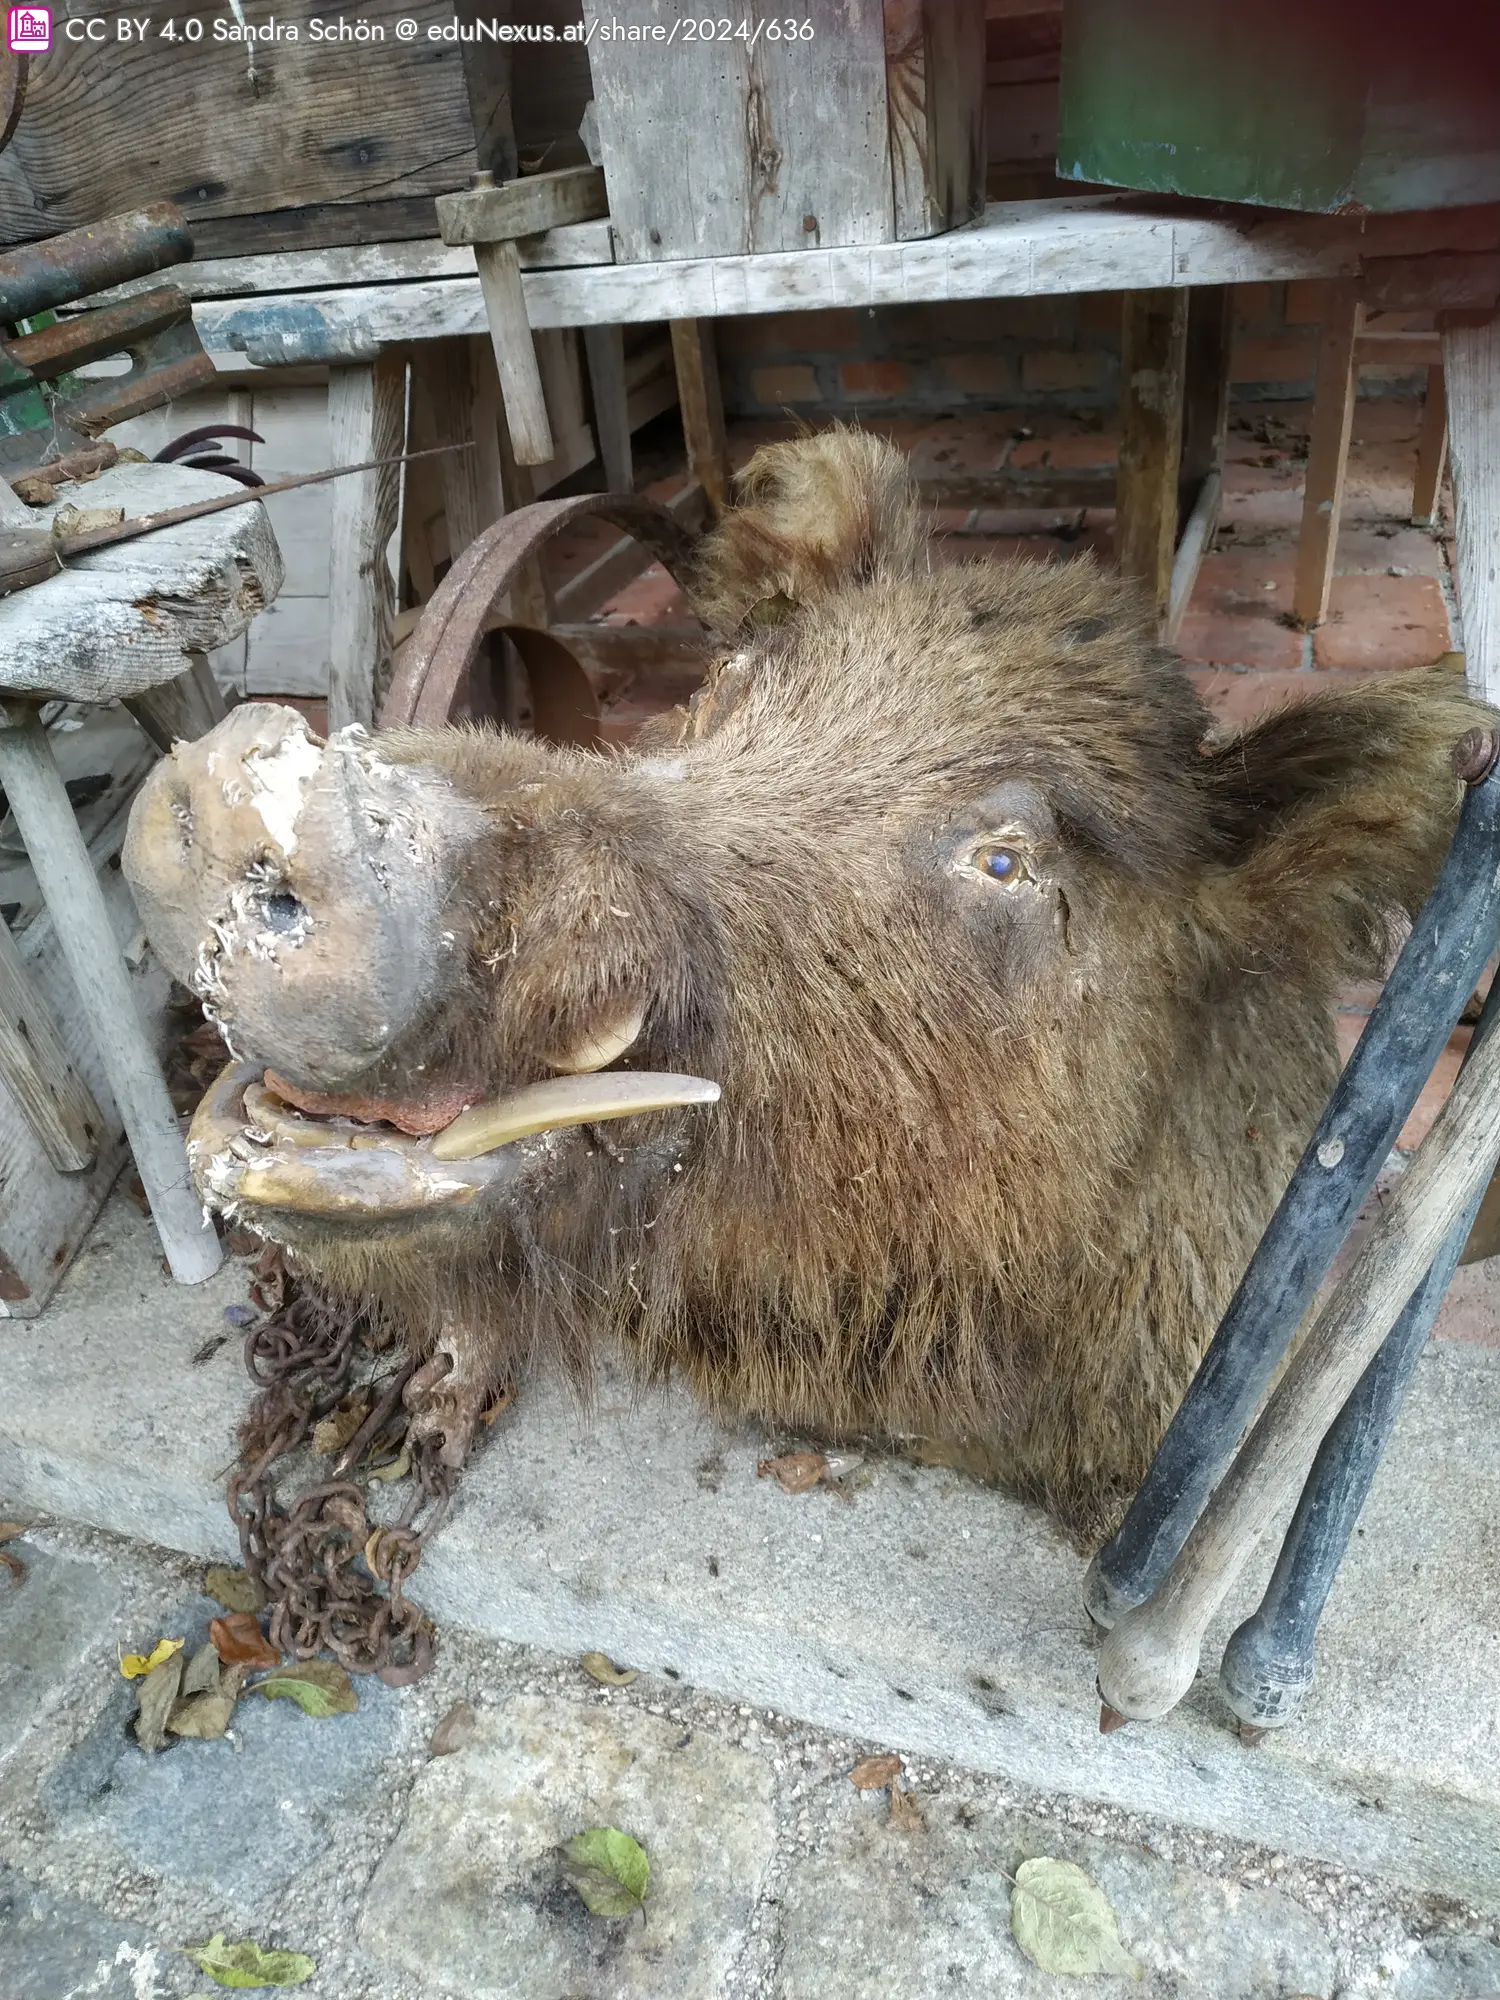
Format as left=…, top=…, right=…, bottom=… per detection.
left=1312, top=573, right=1452, bottom=670
left=1008, top=436, right=1049, bottom=468
left=723, top=309, right=863, bottom=357
left=942, top=353, right=1017, bottom=398
left=1176, top=611, right=1305, bottom=672
left=1021, top=350, right=1106, bottom=394
left=1186, top=667, right=1389, bottom=727
left=1232, top=337, right=1319, bottom=385
left=1284, top=280, right=1330, bottom=326
left=839, top=359, right=911, bottom=400
left=929, top=504, right=975, bottom=532
left=749, top=364, right=821, bottom=406
left=908, top=419, right=1009, bottom=478
left=601, top=564, right=691, bottom=625
left=1045, top=431, right=1118, bottom=469
left=1333, top=525, right=1445, bottom=577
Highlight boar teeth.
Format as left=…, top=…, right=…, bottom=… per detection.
left=548, top=1005, right=646, bottom=1076
left=431, top=1072, right=720, bottom=1161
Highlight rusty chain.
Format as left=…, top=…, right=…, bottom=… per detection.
left=226, top=1267, right=462, bottom=1687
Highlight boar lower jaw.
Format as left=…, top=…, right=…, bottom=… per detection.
left=188, top=1061, right=719, bottom=1226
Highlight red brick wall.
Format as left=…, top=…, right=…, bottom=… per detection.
left=715, top=283, right=1434, bottom=422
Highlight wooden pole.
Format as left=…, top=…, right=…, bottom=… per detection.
left=1443, top=311, right=1500, bottom=703
left=1292, top=281, right=1362, bottom=629
left=1116, top=288, right=1188, bottom=629
left=0, top=708, right=221, bottom=1283
left=1410, top=363, right=1449, bottom=528
left=327, top=357, right=405, bottom=731
left=670, top=319, right=731, bottom=520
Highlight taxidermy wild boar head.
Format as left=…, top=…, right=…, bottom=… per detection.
left=124, top=430, right=1482, bottom=1534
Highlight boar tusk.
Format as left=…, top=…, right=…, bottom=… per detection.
left=548, top=1004, right=646, bottom=1075
left=431, top=1071, right=720, bottom=1160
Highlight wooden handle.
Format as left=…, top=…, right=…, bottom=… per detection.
left=475, top=241, right=555, bottom=468
left=1098, top=1012, right=1500, bottom=1722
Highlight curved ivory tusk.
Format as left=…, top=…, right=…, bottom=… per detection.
left=1096, top=1014, right=1500, bottom=1724
left=431, top=1070, right=720, bottom=1160
left=548, top=1005, right=646, bottom=1075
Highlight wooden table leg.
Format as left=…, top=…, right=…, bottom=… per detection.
left=1117, top=288, right=1189, bottom=630
left=1165, top=284, right=1232, bottom=642
left=1292, top=280, right=1362, bottom=630
left=1411, top=362, right=1449, bottom=529
left=1443, top=311, right=1500, bottom=701
left=328, top=355, right=405, bottom=731
left=0, top=708, right=221, bottom=1284
left=125, top=649, right=229, bottom=754
left=670, top=319, right=731, bottom=520
left=583, top=324, right=634, bottom=495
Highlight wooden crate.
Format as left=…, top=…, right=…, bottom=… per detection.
left=583, top=0, right=986, bottom=260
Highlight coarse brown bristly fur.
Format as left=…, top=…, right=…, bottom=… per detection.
left=187, top=431, right=1495, bottom=1541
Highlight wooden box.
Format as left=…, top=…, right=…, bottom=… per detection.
left=582, top=0, right=986, bottom=261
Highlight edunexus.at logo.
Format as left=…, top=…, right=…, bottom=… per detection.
left=7, top=5, right=49, bottom=50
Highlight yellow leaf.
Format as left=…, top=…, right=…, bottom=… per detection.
left=120, top=1637, right=184, bottom=1680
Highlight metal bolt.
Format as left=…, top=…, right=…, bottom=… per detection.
left=1453, top=727, right=1499, bottom=785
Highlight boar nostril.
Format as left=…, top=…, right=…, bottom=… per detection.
left=264, top=890, right=309, bottom=935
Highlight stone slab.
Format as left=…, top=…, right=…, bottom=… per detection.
left=0, top=1863, right=185, bottom=2000
left=7, top=1193, right=1500, bottom=1906
left=0, top=1541, right=128, bottom=1756
left=359, top=1694, right=776, bottom=1999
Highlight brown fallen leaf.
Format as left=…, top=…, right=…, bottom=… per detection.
left=210, top=1612, right=281, bottom=1669
left=0, top=1521, right=28, bottom=1541
left=204, top=1564, right=266, bottom=1614
left=428, top=1699, right=477, bottom=1757
left=134, top=1650, right=185, bottom=1753
left=758, top=1450, right=828, bottom=1494
left=168, top=1690, right=237, bottom=1740
left=889, top=1779, right=926, bottom=1832
left=182, top=1642, right=224, bottom=1697
left=311, top=1393, right=371, bottom=1457
left=225, top=1226, right=264, bottom=1257
left=0, top=1549, right=25, bottom=1586
left=850, top=1753, right=903, bottom=1790
left=480, top=1386, right=515, bottom=1425
left=580, top=1651, right=638, bottom=1686
left=367, top=1445, right=412, bottom=1483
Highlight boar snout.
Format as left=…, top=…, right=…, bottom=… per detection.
left=123, top=702, right=485, bottom=1088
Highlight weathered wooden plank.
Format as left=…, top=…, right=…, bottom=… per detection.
left=1165, top=468, right=1221, bottom=649
left=670, top=321, right=731, bottom=520
left=1444, top=313, right=1500, bottom=706
left=0, top=0, right=478, bottom=244
left=885, top=0, right=986, bottom=240
left=186, top=199, right=1500, bottom=360
left=1179, top=284, right=1232, bottom=512
left=0, top=912, right=102, bottom=1176
left=583, top=0, right=895, bottom=261
left=0, top=464, right=283, bottom=704
left=1293, top=281, right=1363, bottom=631
left=326, top=357, right=405, bottom=729
left=437, top=166, right=608, bottom=246
left=1116, top=289, right=1188, bottom=628
left=1353, top=331, right=1444, bottom=369
left=1411, top=364, right=1449, bottom=529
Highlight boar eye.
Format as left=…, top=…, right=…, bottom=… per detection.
left=975, top=844, right=1030, bottom=885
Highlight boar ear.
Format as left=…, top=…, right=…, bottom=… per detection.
left=1199, top=670, right=1484, bottom=982
left=689, top=426, right=928, bottom=637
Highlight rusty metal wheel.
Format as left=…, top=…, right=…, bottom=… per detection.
left=381, top=494, right=704, bottom=745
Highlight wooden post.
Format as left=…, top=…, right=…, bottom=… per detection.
left=1442, top=311, right=1500, bottom=704
left=1411, top=363, right=1449, bottom=528
left=583, top=323, right=634, bottom=495
left=475, top=240, right=556, bottom=468
left=670, top=319, right=731, bottom=520
left=0, top=915, right=102, bottom=1174
left=327, top=356, right=405, bottom=731
left=0, top=708, right=221, bottom=1284
left=1116, top=288, right=1189, bottom=628
left=1179, top=284, right=1232, bottom=514
left=1292, top=281, right=1363, bottom=630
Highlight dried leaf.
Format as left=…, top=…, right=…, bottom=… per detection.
left=168, top=1691, right=237, bottom=1740
left=0, top=1520, right=28, bottom=1541
left=428, top=1699, right=476, bottom=1757
left=311, top=1394, right=371, bottom=1456
left=480, top=1387, right=515, bottom=1425
left=888, top=1779, right=926, bottom=1832
left=580, top=1651, right=638, bottom=1686
left=559, top=1827, right=650, bottom=1917
left=134, top=1651, right=185, bottom=1753
left=367, top=1445, right=411, bottom=1483
left=121, top=1636, right=184, bottom=1680
left=850, top=1753, right=902, bottom=1790
left=758, top=1450, right=827, bottom=1494
left=183, top=1933, right=316, bottom=1988
left=0, top=1549, right=24, bottom=1585
left=210, top=1613, right=281, bottom=1669
left=182, top=1643, right=224, bottom=1698
left=204, top=1565, right=266, bottom=1614
left=1010, top=1858, right=1143, bottom=1981
left=225, top=1227, right=263, bottom=1257
left=253, top=1659, right=358, bottom=1718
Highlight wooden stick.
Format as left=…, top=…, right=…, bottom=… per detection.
left=0, top=709, right=221, bottom=1284
left=1410, top=363, right=1448, bottom=528
left=1097, top=1007, right=1500, bottom=1723
left=476, top=239, right=555, bottom=467
left=670, top=319, right=730, bottom=521
left=1292, top=281, right=1362, bottom=629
